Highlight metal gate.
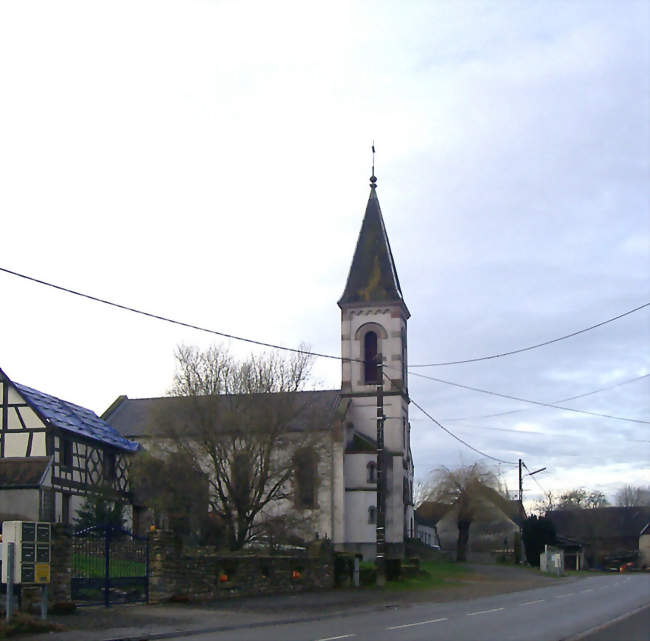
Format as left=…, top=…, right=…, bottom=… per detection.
left=72, top=525, right=149, bottom=607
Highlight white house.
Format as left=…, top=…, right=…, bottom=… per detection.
left=104, top=173, right=414, bottom=560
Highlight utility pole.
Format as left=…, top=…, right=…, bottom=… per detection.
left=375, top=352, right=386, bottom=586
left=519, top=459, right=523, bottom=503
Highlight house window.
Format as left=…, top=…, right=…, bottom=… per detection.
left=104, top=452, right=116, bottom=482
left=62, top=492, right=71, bottom=524
left=61, top=438, right=73, bottom=468
left=294, top=449, right=317, bottom=509
left=363, top=331, right=378, bottom=384
left=368, top=506, right=376, bottom=524
left=40, top=488, right=54, bottom=521
left=367, top=461, right=377, bottom=483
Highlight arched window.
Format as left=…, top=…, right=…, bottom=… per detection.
left=367, top=461, right=377, bottom=483
left=364, top=331, right=378, bottom=384
left=294, top=448, right=317, bottom=509
left=368, top=506, right=376, bottom=524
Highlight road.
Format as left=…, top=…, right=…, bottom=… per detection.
left=164, top=574, right=649, bottom=641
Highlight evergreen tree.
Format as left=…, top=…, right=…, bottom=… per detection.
left=74, top=487, right=126, bottom=533
left=522, top=515, right=556, bottom=566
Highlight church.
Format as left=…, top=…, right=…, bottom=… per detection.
left=105, top=172, right=414, bottom=560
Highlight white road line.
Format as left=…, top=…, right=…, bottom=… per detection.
left=387, top=618, right=447, bottom=630
left=581, top=588, right=593, bottom=593
left=466, top=607, right=505, bottom=616
left=554, top=592, right=575, bottom=598
left=520, top=599, right=545, bottom=606
left=314, top=635, right=356, bottom=641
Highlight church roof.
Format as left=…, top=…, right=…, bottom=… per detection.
left=338, top=184, right=407, bottom=311
left=103, top=390, right=344, bottom=439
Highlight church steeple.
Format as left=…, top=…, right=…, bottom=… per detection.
left=338, top=174, right=408, bottom=314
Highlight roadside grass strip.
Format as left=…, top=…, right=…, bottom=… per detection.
left=466, top=607, right=505, bottom=616
left=387, top=617, right=448, bottom=630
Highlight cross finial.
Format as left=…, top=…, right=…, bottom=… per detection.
left=370, top=141, right=377, bottom=189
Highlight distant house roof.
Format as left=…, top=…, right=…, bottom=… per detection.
left=10, top=379, right=139, bottom=452
left=0, top=456, right=51, bottom=488
left=103, top=389, right=345, bottom=439
left=548, top=507, right=650, bottom=541
left=415, top=501, right=452, bottom=526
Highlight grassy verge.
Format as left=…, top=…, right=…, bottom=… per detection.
left=386, top=560, right=472, bottom=591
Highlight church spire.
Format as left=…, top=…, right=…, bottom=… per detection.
left=338, top=161, right=408, bottom=314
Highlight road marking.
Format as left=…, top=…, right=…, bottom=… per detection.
left=520, top=599, right=545, bottom=606
left=554, top=592, right=575, bottom=598
left=580, top=588, right=593, bottom=593
left=387, top=618, right=447, bottom=630
left=467, top=607, right=505, bottom=616
left=314, top=635, right=356, bottom=641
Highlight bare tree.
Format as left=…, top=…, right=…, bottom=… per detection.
left=424, top=463, right=503, bottom=562
left=556, top=488, right=609, bottom=510
left=152, top=344, right=326, bottom=550
left=615, top=485, right=650, bottom=507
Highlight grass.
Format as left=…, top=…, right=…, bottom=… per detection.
left=386, top=560, right=472, bottom=591
left=73, top=555, right=146, bottom=578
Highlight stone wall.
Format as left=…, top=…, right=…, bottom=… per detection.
left=149, top=530, right=334, bottom=603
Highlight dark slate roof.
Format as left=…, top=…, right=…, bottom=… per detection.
left=0, top=457, right=51, bottom=488
left=338, top=186, right=408, bottom=310
left=14, top=382, right=139, bottom=452
left=346, top=430, right=377, bottom=453
left=103, top=390, right=344, bottom=439
left=548, top=507, right=650, bottom=540
left=415, top=501, right=452, bottom=526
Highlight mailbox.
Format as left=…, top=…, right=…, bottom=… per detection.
left=1, top=521, right=51, bottom=584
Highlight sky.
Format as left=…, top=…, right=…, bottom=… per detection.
left=1, top=0, right=648, bottom=508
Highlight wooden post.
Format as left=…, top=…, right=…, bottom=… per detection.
left=376, top=353, right=386, bottom=586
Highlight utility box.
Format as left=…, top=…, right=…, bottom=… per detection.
left=1, top=521, right=51, bottom=584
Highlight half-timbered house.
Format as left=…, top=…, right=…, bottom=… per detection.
left=0, top=367, right=139, bottom=525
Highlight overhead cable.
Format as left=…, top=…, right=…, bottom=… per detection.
left=410, top=370, right=650, bottom=424
left=410, top=302, right=650, bottom=367
left=441, top=373, right=650, bottom=422
left=383, top=371, right=518, bottom=465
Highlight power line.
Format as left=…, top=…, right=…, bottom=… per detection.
left=522, top=461, right=549, bottom=498
left=382, top=370, right=518, bottom=465
left=409, top=397, right=519, bottom=466
left=3, top=265, right=648, bottom=426
left=441, top=373, right=650, bottom=422
left=0, top=266, right=353, bottom=364
left=409, top=370, right=650, bottom=424
left=410, top=302, right=650, bottom=367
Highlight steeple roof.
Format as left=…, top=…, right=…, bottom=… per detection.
left=338, top=182, right=408, bottom=311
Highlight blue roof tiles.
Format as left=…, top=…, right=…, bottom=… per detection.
left=15, top=382, right=139, bottom=452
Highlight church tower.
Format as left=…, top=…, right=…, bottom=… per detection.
left=338, top=170, right=414, bottom=560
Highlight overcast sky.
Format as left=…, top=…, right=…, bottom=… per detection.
left=1, top=0, right=648, bottom=507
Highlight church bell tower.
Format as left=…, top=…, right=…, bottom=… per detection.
left=338, top=167, right=413, bottom=559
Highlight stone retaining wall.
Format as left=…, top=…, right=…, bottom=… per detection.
left=149, top=530, right=334, bottom=603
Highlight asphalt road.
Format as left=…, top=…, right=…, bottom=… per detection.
left=164, top=574, right=649, bottom=641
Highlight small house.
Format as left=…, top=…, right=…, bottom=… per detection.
left=0, top=367, right=139, bottom=526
